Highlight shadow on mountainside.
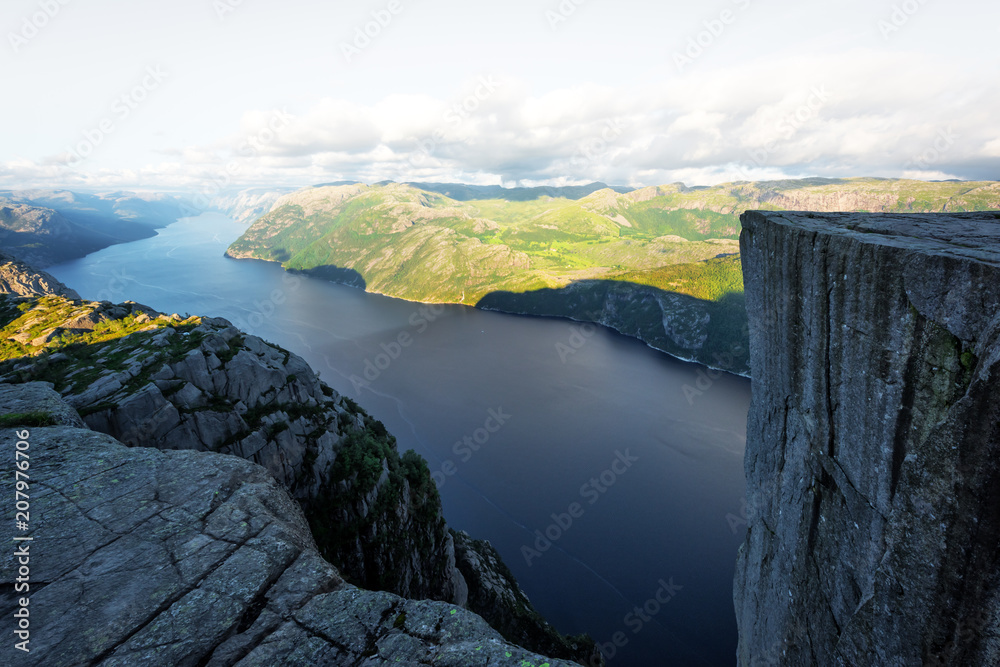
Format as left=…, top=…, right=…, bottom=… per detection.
left=288, top=263, right=367, bottom=290
left=476, top=280, right=750, bottom=375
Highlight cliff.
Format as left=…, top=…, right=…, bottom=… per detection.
left=0, top=265, right=596, bottom=663
left=735, top=210, right=1000, bottom=665
left=477, top=275, right=749, bottom=375
left=0, top=383, right=578, bottom=666
left=225, top=179, right=999, bottom=377
left=0, top=250, right=80, bottom=299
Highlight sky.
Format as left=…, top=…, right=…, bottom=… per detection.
left=2, top=0, right=999, bottom=193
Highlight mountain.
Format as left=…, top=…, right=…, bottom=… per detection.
left=3, top=188, right=191, bottom=233
left=0, top=259, right=600, bottom=665
left=0, top=189, right=191, bottom=266
left=226, top=178, right=1000, bottom=375
left=735, top=210, right=1000, bottom=665
left=0, top=201, right=112, bottom=267
left=403, top=181, right=635, bottom=201
left=210, top=187, right=297, bottom=224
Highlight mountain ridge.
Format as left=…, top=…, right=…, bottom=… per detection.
left=225, top=178, right=1000, bottom=375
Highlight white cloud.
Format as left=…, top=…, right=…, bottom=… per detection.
left=3, top=49, right=998, bottom=191
left=983, top=138, right=1000, bottom=158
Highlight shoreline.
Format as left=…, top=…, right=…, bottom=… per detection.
left=225, top=249, right=752, bottom=380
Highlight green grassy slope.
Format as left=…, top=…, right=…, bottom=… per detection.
left=227, top=181, right=749, bottom=303
left=227, top=178, right=999, bottom=373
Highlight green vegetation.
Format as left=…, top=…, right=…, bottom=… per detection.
left=226, top=178, right=997, bottom=374
left=611, top=255, right=743, bottom=302
left=308, top=413, right=449, bottom=593
left=227, top=181, right=752, bottom=305
left=229, top=178, right=998, bottom=307
left=0, top=411, right=56, bottom=427
left=0, top=294, right=203, bottom=393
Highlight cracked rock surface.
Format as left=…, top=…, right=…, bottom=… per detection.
left=0, top=387, right=576, bottom=666
left=735, top=211, right=1000, bottom=666
left=0, top=250, right=80, bottom=300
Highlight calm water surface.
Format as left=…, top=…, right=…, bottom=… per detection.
left=51, top=214, right=751, bottom=666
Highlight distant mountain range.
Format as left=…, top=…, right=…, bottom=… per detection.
left=226, top=178, right=1000, bottom=374
left=0, top=190, right=192, bottom=267
left=401, top=181, right=635, bottom=201
left=209, top=187, right=297, bottom=223
left=3, top=178, right=997, bottom=374
left=0, top=187, right=301, bottom=265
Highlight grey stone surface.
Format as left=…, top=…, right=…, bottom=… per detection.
left=735, top=211, right=1000, bottom=666
left=454, top=530, right=604, bottom=666
left=0, top=419, right=576, bottom=666
left=0, top=381, right=84, bottom=427
left=0, top=249, right=81, bottom=299
left=64, top=318, right=469, bottom=607
left=1, top=296, right=598, bottom=662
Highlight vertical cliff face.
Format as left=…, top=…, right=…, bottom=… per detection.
left=735, top=211, right=1000, bottom=665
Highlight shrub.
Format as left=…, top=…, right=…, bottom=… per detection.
left=0, top=412, right=56, bottom=427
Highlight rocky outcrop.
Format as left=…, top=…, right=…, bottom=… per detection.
left=735, top=211, right=1000, bottom=665
left=0, top=285, right=598, bottom=664
left=1, top=296, right=463, bottom=604
left=0, top=384, right=575, bottom=666
left=0, top=381, right=85, bottom=427
left=453, top=531, right=605, bottom=666
left=478, top=279, right=749, bottom=375
left=0, top=250, right=81, bottom=299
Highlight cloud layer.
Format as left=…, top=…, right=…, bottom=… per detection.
left=4, top=48, right=998, bottom=191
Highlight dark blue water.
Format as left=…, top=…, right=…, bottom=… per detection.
left=50, top=213, right=751, bottom=666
